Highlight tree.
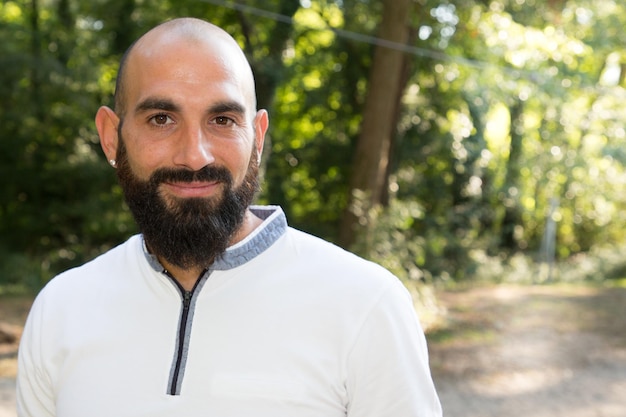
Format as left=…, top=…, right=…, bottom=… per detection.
left=339, top=0, right=413, bottom=247
left=3, top=0, right=626, bottom=290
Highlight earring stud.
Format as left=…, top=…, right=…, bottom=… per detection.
left=109, top=159, right=117, bottom=167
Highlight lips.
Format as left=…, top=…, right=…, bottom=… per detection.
left=161, top=180, right=222, bottom=198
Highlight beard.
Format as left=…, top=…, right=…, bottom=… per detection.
left=115, top=134, right=260, bottom=271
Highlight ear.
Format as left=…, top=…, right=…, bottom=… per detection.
left=95, top=106, right=120, bottom=164
left=254, top=109, right=269, bottom=159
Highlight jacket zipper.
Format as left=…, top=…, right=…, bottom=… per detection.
left=164, top=269, right=207, bottom=396
left=169, top=289, right=192, bottom=395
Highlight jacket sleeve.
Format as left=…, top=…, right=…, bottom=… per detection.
left=16, top=293, right=56, bottom=417
left=345, top=278, right=442, bottom=417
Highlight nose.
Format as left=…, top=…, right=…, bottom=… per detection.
left=173, top=124, right=215, bottom=171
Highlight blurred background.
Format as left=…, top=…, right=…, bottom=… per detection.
left=1, top=1, right=626, bottom=415
left=2, top=0, right=626, bottom=293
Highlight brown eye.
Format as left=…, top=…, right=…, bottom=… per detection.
left=154, top=114, right=169, bottom=124
left=215, top=116, right=232, bottom=125
left=149, top=113, right=174, bottom=126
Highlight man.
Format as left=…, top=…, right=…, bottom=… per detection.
left=17, top=17, right=442, bottom=417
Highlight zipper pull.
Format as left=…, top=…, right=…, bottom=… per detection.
left=183, top=291, right=192, bottom=310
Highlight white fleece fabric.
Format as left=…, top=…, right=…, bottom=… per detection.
left=17, top=206, right=441, bottom=417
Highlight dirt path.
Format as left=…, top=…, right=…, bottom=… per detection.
left=1, top=284, right=625, bottom=416
left=0, top=296, right=31, bottom=417
left=428, top=284, right=626, bottom=417
left=0, top=378, right=15, bottom=417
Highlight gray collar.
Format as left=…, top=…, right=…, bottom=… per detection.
left=143, top=205, right=287, bottom=272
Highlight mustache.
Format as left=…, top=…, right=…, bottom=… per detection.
left=149, top=165, right=233, bottom=186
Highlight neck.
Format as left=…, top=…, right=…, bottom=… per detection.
left=157, top=208, right=263, bottom=291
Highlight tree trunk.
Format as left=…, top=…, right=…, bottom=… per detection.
left=500, top=99, right=524, bottom=250
left=112, top=0, right=136, bottom=56
left=30, top=0, right=44, bottom=121
left=55, top=0, right=74, bottom=66
left=239, top=0, right=300, bottom=113
left=339, top=0, right=412, bottom=248
left=237, top=0, right=300, bottom=179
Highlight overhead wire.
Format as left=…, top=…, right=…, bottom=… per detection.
left=198, top=0, right=543, bottom=81
left=199, top=0, right=626, bottom=97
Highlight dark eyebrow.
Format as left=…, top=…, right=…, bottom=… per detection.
left=134, top=98, right=247, bottom=117
left=208, top=101, right=246, bottom=116
left=135, top=97, right=180, bottom=114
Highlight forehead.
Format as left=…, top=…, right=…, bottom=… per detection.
left=124, top=31, right=255, bottom=112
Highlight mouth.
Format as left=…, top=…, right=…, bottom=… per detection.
left=160, top=180, right=222, bottom=198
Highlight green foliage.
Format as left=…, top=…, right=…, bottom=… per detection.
left=372, top=0, right=626, bottom=279
left=263, top=1, right=373, bottom=239
left=0, top=248, right=46, bottom=294
left=2, top=0, right=626, bottom=291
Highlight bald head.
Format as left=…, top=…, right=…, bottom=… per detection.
left=114, top=18, right=256, bottom=119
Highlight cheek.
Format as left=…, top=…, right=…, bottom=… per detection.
left=226, top=145, right=255, bottom=182
left=123, top=143, right=164, bottom=181
left=120, top=124, right=176, bottom=174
